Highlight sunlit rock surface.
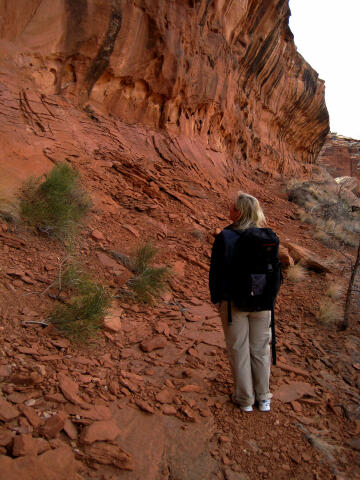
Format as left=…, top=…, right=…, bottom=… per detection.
left=0, top=0, right=329, bottom=179
left=319, top=134, right=360, bottom=193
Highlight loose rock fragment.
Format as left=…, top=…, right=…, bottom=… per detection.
left=80, top=420, right=121, bottom=444
left=135, top=399, right=155, bottom=414
left=161, top=405, right=177, bottom=416
left=85, top=442, right=134, bottom=470
left=18, top=405, right=43, bottom=428
left=180, top=384, right=201, bottom=393
left=39, top=411, right=67, bottom=439
left=156, top=388, right=176, bottom=404
left=12, top=434, right=39, bottom=457
left=63, top=419, right=78, bottom=440
left=140, top=336, right=167, bottom=352
left=0, top=396, right=19, bottom=421
left=58, top=373, right=84, bottom=405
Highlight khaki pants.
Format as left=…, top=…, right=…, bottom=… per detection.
left=219, top=302, right=272, bottom=407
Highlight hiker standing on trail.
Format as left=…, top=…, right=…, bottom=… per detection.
left=209, top=192, right=282, bottom=412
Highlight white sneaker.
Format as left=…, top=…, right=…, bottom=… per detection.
left=241, top=405, right=253, bottom=413
left=258, top=399, right=271, bottom=412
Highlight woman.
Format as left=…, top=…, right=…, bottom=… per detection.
left=209, top=192, right=281, bottom=412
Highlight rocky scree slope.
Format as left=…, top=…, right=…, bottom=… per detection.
left=0, top=102, right=359, bottom=479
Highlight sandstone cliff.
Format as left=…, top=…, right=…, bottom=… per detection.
left=319, top=133, right=360, bottom=193
left=0, top=0, right=328, bottom=179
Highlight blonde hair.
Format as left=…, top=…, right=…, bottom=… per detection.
left=232, top=191, right=266, bottom=230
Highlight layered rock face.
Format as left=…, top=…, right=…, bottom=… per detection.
left=319, top=134, right=360, bottom=193
left=0, top=0, right=328, bottom=176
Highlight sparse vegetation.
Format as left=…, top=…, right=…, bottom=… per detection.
left=128, top=243, right=170, bottom=304
left=286, top=263, right=307, bottom=282
left=49, top=263, right=111, bottom=343
left=20, top=162, right=91, bottom=241
left=0, top=197, right=19, bottom=224
left=191, top=229, right=205, bottom=241
left=288, top=167, right=360, bottom=329
left=287, top=167, right=360, bottom=248
left=326, top=283, right=343, bottom=301
left=316, top=299, right=342, bottom=326
left=112, top=242, right=170, bottom=304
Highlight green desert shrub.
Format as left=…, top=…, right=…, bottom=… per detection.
left=20, top=162, right=91, bottom=241
left=49, top=264, right=111, bottom=343
left=127, top=243, right=170, bottom=304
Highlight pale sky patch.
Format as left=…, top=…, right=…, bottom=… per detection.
left=289, top=0, right=360, bottom=139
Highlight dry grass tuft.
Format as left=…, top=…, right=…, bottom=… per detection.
left=316, top=299, right=342, bottom=326
left=325, top=283, right=343, bottom=300
left=286, top=263, right=307, bottom=282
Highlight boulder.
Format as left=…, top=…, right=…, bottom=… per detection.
left=283, top=242, right=331, bottom=273
left=278, top=245, right=294, bottom=268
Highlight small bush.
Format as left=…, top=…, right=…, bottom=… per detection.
left=49, top=264, right=111, bottom=343
left=316, top=299, right=342, bottom=326
left=326, top=283, right=343, bottom=300
left=20, top=162, right=91, bottom=241
left=128, top=243, right=170, bottom=304
left=286, top=263, right=307, bottom=282
left=313, top=230, right=332, bottom=247
left=132, top=242, right=158, bottom=274
left=0, top=197, right=19, bottom=224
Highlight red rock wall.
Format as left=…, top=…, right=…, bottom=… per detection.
left=0, top=0, right=329, bottom=175
left=319, top=134, right=360, bottom=179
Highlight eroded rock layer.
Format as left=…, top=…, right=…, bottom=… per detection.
left=0, top=0, right=329, bottom=175
left=319, top=134, right=360, bottom=193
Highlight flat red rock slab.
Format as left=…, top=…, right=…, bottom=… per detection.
left=0, top=445, right=78, bottom=480
left=273, top=382, right=316, bottom=403
left=58, top=373, right=85, bottom=405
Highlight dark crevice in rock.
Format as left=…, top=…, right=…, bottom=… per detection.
left=83, top=1, right=122, bottom=97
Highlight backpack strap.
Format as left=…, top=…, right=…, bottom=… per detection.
left=271, top=308, right=276, bottom=365
left=227, top=299, right=232, bottom=326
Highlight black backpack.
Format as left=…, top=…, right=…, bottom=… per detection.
left=222, top=227, right=282, bottom=364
